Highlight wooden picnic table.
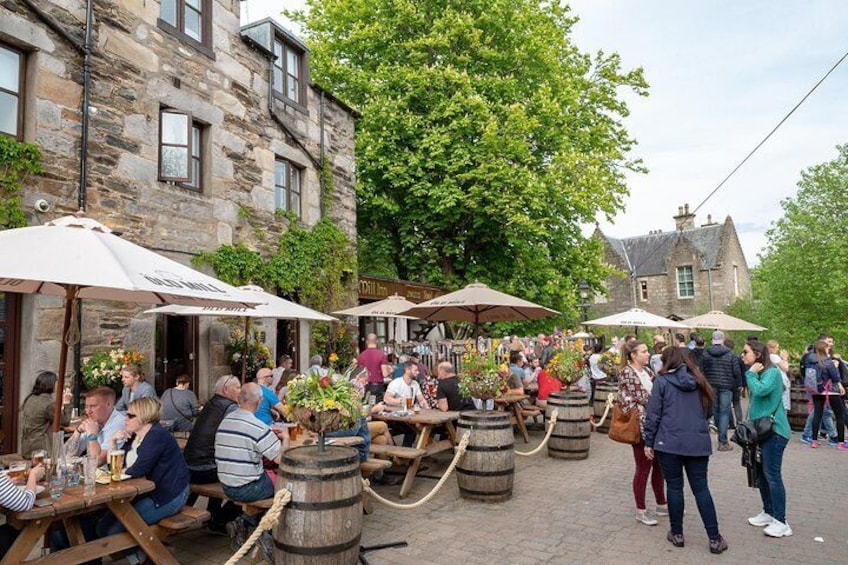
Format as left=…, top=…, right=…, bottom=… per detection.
left=371, top=409, right=460, bottom=498
left=0, top=478, right=178, bottom=565
left=495, top=393, right=531, bottom=443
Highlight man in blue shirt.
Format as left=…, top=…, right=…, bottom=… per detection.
left=254, top=368, right=286, bottom=425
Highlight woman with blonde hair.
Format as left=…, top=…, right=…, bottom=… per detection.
left=97, top=397, right=190, bottom=564
left=618, top=340, right=666, bottom=526
left=115, top=364, right=157, bottom=412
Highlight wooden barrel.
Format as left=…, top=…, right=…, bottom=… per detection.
left=274, top=446, right=363, bottom=565
left=456, top=411, right=515, bottom=502
left=788, top=383, right=808, bottom=431
left=593, top=382, right=618, bottom=434
left=546, top=392, right=591, bottom=460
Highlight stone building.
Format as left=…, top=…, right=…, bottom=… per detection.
left=592, top=204, right=751, bottom=320
left=0, top=1, right=356, bottom=452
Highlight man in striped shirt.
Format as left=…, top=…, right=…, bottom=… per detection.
left=215, top=382, right=288, bottom=549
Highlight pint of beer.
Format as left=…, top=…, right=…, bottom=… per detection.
left=405, top=397, right=413, bottom=411
left=109, top=450, right=125, bottom=484
left=31, top=449, right=46, bottom=467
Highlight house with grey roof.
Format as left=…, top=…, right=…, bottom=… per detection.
left=592, top=204, right=751, bottom=320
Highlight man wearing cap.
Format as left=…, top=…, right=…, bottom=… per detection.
left=701, top=330, right=742, bottom=451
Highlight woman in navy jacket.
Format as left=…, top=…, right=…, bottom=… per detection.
left=97, top=397, right=190, bottom=565
left=643, top=347, right=728, bottom=554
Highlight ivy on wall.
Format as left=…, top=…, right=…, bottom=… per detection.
left=0, top=136, right=44, bottom=229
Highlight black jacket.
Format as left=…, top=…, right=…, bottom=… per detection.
left=183, top=394, right=236, bottom=470
left=701, top=345, right=742, bottom=391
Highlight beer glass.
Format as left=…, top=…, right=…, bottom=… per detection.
left=83, top=456, right=97, bottom=497
left=31, top=450, right=46, bottom=467
left=7, top=462, right=28, bottom=483
left=405, top=397, right=413, bottom=412
left=289, top=423, right=300, bottom=442
left=109, top=450, right=125, bottom=484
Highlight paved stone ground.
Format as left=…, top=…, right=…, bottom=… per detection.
left=164, top=425, right=847, bottom=565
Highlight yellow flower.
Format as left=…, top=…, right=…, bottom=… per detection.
left=329, top=352, right=339, bottom=364
left=325, top=399, right=338, bottom=409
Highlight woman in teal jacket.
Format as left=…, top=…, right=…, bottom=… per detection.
left=742, top=340, right=792, bottom=538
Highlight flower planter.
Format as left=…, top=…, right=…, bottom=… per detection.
left=290, top=406, right=345, bottom=434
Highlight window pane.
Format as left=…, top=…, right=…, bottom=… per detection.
left=186, top=0, right=201, bottom=10
left=290, top=192, right=300, bottom=216
left=161, top=112, right=189, bottom=144
left=185, top=157, right=200, bottom=188
left=161, top=146, right=189, bottom=178
left=160, top=0, right=177, bottom=26
left=287, top=76, right=298, bottom=102
left=275, top=161, right=287, bottom=187
left=0, top=46, right=20, bottom=93
left=273, top=68, right=282, bottom=92
left=185, top=7, right=202, bottom=41
left=291, top=167, right=300, bottom=194
left=0, top=92, right=18, bottom=136
left=274, top=40, right=283, bottom=60
left=191, top=126, right=200, bottom=157
left=287, top=48, right=299, bottom=78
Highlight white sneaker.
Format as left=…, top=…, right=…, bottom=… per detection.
left=763, top=520, right=793, bottom=538
left=635, top=510, right=658, bottom=526
left=747, top=511, right=775, bottom=527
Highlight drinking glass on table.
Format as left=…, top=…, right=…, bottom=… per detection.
left=404, top=396, right=413, bottom=412
left=7, top=462, right=29, bottom=484
left=65, top=458, right=82, bottom=487
left=49, top=474, right=66, bottom=499
left=83, top=455, right=97, bottom=497
left=109, top=450, right=125, bottom=485
left=31, top=450, right=47, bottom=467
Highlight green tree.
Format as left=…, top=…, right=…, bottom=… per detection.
left=753, top=143, right=848, bottom=352
left=0, top=136, right=44, bottom=229
left=293, top=0, right=647, bottom=330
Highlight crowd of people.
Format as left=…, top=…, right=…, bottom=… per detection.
left=2, top=328, right=844, bottom=561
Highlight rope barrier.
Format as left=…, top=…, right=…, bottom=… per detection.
left=515, top=409, right=558, bottom=456
left=589, top=393, right=615, bottom=429
left=224, top=487, right=292, bottom=565
left=362, top=430, right=471, bottom=510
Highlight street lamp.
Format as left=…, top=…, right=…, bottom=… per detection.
left=578, top=280, right=591, bottom=322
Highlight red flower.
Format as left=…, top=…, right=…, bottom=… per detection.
left=319, top=376, right=330, bottom=389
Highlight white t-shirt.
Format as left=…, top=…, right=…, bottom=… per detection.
left=589, top=354, right=608, bottom=381
left=635, top=367, right=653, bottom=395
left=770, top=353, right=790, bottom=410
left=386, top=378, right=422, bottom=403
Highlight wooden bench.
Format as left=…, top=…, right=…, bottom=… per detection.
left=359, top=458, right=392, bottom=514
left=368, top=444, right=427, bottom=462
left=190, top=482, right=274, bottom=516
left=153, top=506, right=210, bottom=537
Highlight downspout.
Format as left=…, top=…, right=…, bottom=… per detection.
left=706, top=268, right=714, bottom=310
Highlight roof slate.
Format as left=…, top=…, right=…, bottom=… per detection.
left=604, top=225, right=724, bottom=276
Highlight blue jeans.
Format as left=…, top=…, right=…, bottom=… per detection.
left=803, top=402, right=836, bottom=439
left=655, top=452, right=721, bottom=540
left=223, top=473, right=275, bottom=528
left=713, top=389, right=733, bottom=444
left=97, top=485, right=190, bottom=564
left=326, top=416, right=371, bottom=462
left=757, top=434, right=788, bottom=523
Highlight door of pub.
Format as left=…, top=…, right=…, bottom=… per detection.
left=154, top=315, right=198, bottom=395
left=0, top=293, right=20, bottom=454
left=276, top=319, right=299, bottom=371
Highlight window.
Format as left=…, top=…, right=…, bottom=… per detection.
left=640, top=280, right=648, bottom=301
left=159, top=0, right=212, bottom=53
left=273, top=38, right=304, bottom=105
left=158, top=109, right=204, bottom=190
left=274, top=159, right=302, bottom=217
left=0, top=42, right=24, bottom=139
left=676, top=266, right=695, bottom=298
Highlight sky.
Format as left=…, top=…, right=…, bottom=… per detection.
left=242, top=1, right=848, bottom=266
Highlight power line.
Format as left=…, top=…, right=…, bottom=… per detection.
left=691, top=48, right=848, bottom=215
left=605, top=48, right=848, bottom=288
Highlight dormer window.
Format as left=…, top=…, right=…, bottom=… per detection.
left=273, top=37, right=305, bottom=106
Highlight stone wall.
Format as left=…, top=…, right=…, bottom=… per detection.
left=3, top=0, right=357, bottom=402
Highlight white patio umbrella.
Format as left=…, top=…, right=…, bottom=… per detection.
left=334, top=294, right=419, bottom=344
left=584, top=308, right=689, bottom=330
left=0, top=214, right=262, bottom=430
left=682, top=310, right=766, bottom=332
left=399, top=282, right=559, bottom=336
left=146, top=285, right=336, bottom=381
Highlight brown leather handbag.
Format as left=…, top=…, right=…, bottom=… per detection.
left=608, top=403, right=642, bottom=445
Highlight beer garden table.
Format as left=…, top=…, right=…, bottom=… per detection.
left=370, top=409, right=460, bottom=498
left=0, top=478, right=178, bottom=564
left=495, top=393, right=531, bottom=443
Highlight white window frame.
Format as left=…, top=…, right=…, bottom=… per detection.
left=676, top=266, right=695, bottom=299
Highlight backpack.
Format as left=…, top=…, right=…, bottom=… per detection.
left=803, top=360, right=828, bottom=394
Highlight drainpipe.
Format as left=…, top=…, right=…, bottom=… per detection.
left=706, top=268, right=714, bottom=310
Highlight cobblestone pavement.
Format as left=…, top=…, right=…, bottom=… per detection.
left=170, top=426, right=848, bottom=565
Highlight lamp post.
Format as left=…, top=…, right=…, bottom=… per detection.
left=578, top=280, right=591, bottom=323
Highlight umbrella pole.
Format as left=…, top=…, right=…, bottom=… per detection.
left=54, top=287, right=78, bottom=433
left=241, top=316, right=249, bottom=383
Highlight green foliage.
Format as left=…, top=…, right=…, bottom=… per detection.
left=194, top=244, right=268, bottom=287
left=291, top=0, right=647, bottom=332
left=0, top=136, right=44, bottom=229
left=225, top=328, right=273, bottom=378
left=748, top=143, right=848, bottom=353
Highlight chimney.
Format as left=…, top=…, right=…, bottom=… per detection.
left=673, top=203, right=696, bottom=231
left=701, top=214, right=715, bottom=227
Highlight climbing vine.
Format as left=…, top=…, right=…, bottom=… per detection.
left=0, top=136, right=44, bottom=229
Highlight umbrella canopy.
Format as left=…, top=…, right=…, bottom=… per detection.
left=0, top=214, right=263, bottom=430
left=146, top=285, right=335, bottom=381
left=584, top=308, right=689, bottom=329
left=333, top=294, right=419, bottom=319
left=146, top=285, right=335, bottom=322
left=682, top=310, right=766, bottom=332
left=399, top=282, right=559, bottom=326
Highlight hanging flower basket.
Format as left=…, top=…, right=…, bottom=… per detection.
left=290, top=405, right=346, bottom=434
